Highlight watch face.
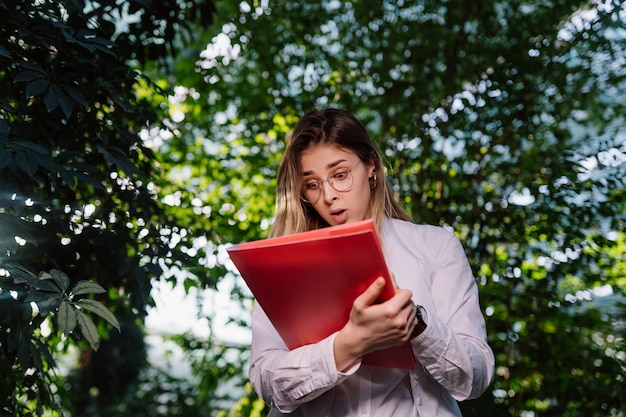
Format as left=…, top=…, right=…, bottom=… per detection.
left=414, top=305, right=424, bottom=320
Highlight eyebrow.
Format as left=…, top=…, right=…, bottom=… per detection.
left=302, top=159, right=348, bottom=176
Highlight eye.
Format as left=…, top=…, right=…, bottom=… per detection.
left=305, top=180, right=320, bottom=190
left=333, top=170, right=349, bottom=181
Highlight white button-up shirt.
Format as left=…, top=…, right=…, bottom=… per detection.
left=249, top=217, right=495, bottom=416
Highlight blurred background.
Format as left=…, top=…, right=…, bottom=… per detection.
left=1, top=1, right=625, bottom=416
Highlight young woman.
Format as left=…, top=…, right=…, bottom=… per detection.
left=249, top=108, right=494, bottom=416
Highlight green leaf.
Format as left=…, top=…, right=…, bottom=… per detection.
left=0, top=44, right=11, bottom=59
left=44, top=87, right=60, bottom=112
left=61, top=85, right=88, bottom=106
left=68, top=161, right=101, bottom=173
left=31, top=277, right=61, bottom=293
left=15, top=140, right=49, bottom=154
left=0, top=275, right=26, bottom=292
left=71, top=280, right=107, bottom=296
left=13, top=70, right=45, bottom=83
left=76, top=310, right=100, bottom=350
left=25, top=79, right=50, bottom=97
left=0, top=119, right=9, bottom=139
left=61, top=28, right=78, bottom=44
left=17, top=61, right=46, bottom=73
left=59, top=93, right=73, bottom=118
left=33, top=152, right=57, bottom=172
left=15, top=151, right=38, bottom=176
left=74, top=171, right=106, bottom=190
left=59, top=168, right=77, bottom=187
left=49, top=269, right=70, bottom=292
left=29, top=339, right=45, bottom=378
left=77, top=40, right=97, bottom=53
left=34, top=293, right=62, bottom=316
left=33, top=338, right=57, bottom=369
left=17, top=332, right=32, bottom=370
left=0, top=149, right=11, bottom=169
left=24, top=288, right=56, bottom=303
left=58, top=300, right=78, bottom=336
left=97, top=145, right=141, bottom=176
left=5, top=263, right=38, bottom=285
left=77, top=298, right=120, bottom=331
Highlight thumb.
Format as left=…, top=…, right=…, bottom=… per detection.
left=355, top=276, right=386, bottom=308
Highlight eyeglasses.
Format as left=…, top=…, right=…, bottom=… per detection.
left=302, top=160, right=362, bottom=203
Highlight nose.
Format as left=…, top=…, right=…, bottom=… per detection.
left=321, top=180, right=337, bottom=203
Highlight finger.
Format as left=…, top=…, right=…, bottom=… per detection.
left=388, top=288, right=414, bottom=310
left=406, top=302, right=417, bottom=323
left=376, top=289, right=414, bottom=322
left=355, top=276, right=386, bottom=308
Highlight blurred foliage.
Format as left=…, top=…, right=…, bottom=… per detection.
left=2, top=0, right=626, bottom=417
left=0, top=0, right=217, bottom=415
left=150, top=1, right=626, bottom=416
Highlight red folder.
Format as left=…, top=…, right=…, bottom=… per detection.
left=227, top=219, right=416, bottom=369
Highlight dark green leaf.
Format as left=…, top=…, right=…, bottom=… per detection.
left=59, top=168, right=77, bottom=187
left=15, top=151, right=38, bottom=176
left=76, top=40, right=96, bottom=53
left=29, top=340, right=45, bottom=379
left=49, top=269, right=70, bottom=292
left=61, top=28, right=78, bottom=43
left=17, top=332, right=32, bottom=370
left=0, top=119, right=8, bottom=139
left=25, top=79, right=50, bottom=97
left=34, top=293, right=62, bottom=316
left=33, top=153, right=57, bottom=172
left=17, top=60, right=47, bottom=73
left=77, top=298, right=120, bottom=331
left=13, top=70, right=45, bottom=83
left=74, top=171, right=106, bottom=190
left=0, top=275, right=26, bottom=292
left=43, top=88, right=60, bottom=112
left=59, top=94, right=73, bottom=118
left=32, top=275, right=61, bottom=293
left=86, top=36, right=115, bottom=47
left=68, top=161, right=101, bottom=173
left=4, top=263, right=37, bottom=286
left=0, top=149, right=11, bottom=169
left=76, top=310, right=100, bottom=350
left=15, top=140, right=49, bottom=154
left=0, top=44, right=11, bottom=59
left=24, top=288, right=55, bottom=303
left=33, top=338, right=57, bottom=369
left=58, top=300, right=78, bottom=336
left=71, top=280, right=107, bottom=296
left=61, top=85, right=88, bottom=106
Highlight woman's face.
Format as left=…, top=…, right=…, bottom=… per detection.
left=300, top=143, right=375, bottom=226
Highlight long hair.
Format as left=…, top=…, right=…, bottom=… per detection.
left=270, top=108, right=413, bottom=237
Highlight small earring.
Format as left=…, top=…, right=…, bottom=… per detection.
left=369, top=172, right=377, bottom=189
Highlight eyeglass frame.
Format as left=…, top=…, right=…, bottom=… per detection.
left=301, top=159, right=363, bottom=204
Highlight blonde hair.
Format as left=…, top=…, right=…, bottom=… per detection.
left=270, top=108, right=413, bottom=237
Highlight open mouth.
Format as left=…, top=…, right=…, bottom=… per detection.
left=330, top=209, right=347, bottom=223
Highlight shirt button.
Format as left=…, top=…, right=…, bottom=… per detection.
left=361, top=407, right=368, bottom=414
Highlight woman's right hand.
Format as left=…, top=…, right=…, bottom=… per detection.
left=333, top=277, right=416, bottom=371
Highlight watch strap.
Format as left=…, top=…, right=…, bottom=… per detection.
left=410, top=304, right=427, bottom=339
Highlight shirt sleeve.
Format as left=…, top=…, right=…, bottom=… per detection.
left=410, top=230, right=495, bottom=401
left=249, top=303, right=360, bottom=413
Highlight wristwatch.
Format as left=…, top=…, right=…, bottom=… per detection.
left=410, top=304, right=427, bottom=339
